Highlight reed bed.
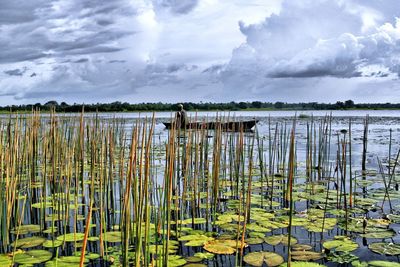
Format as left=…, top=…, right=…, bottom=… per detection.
left=0, top=111, right=399, bottom=267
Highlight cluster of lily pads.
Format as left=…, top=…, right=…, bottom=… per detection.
left=0, top=113, right=400, bottom=267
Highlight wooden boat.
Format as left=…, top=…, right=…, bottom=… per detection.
left=162, top=119, right=259, bottom=131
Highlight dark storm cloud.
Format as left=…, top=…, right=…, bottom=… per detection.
left=153, top=0, right=199, bottom=14
left=109, top=60, right=126, bottom=63
left=0, top=0, right=136, bottom=64
left=4, top=67, right=28, bottom=76
left=0, top=0, right=51, bottom=24
left=73, top=58, right=89, bottom=63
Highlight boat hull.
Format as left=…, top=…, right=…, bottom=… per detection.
left=162, top=120, right=258, bottom=131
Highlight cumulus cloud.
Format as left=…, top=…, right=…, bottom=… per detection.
left=230, top=0, right=400, bottom=79
left=269, top=20, right=400, bottom=78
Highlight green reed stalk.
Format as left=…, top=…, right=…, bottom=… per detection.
left=287, top=118, right=296, bottom=267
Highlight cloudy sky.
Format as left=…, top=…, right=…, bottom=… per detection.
left=0, top=0, right=400, bottom=105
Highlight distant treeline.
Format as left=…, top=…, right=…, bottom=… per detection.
left=1, top=100, right=400, bottom=112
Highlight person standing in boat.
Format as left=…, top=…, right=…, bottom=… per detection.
left=176, top=103, right=187, bottom=129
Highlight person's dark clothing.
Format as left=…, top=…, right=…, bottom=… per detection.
left=176, top=110, right=187, bottom=128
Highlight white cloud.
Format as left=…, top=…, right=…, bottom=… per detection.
left=0, top=0, right=399, bottom=104
left=231, top=0, right=400, bottom=79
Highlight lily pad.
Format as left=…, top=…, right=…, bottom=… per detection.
left=168, top=255, right=186, bottom=266
left=103, top=231, right=122, bottom=243
left=43, top=227, right=58, bottom=234
left=86, top=253, right=100, bottom=260
left=279, top=262, right=325, bottom=267
left=11, top=224, right=41, bottom=235
left=46, top=255, right=89, bottom=266
left=292, top=244, right=312, bottom=251
left=181, top=218, right=207, bottom=225
left=359, top=229, right=396, bottom=239
left=185, top=256, right=202, bottom=263
left=351, top=260, right=368, bottom=267
left=43, top=239, right=63, bottom=248
left=14, top=250, right=52, bottom=264
left=327, top=251, right=358, bottom=264
left=178, top=234, right=214, bottom=247
left=193, top=252, right=214, bottom=260
left=0, top=254, right=11, bottom=266
left=291, top=250, right=324, bottom=261
left=243, top=251, right=284, bottom=267
left=57, top=233, right=85, bottom=242
left=369, top=261, right=400, bottom=267
left=245, top=237, right=264, bottom=245
left=249, top=232, right=267, bottom=238
left=369, top=242, right=400, bottom=256
left=32, top=202, right=53, bottom=209
left=12, top=236, right=46, bottom=248
left=203, top=240, right=245, bottom=254
left=264, top=235, right=297, bottom=246
left=149, top=244, right=178, bottom=255
left=387, top=214, right=400, bottom=223
left=323, top=236, right=358, bottom=252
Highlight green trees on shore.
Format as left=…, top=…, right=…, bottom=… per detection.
left=0, top=100, right=398, bottom=112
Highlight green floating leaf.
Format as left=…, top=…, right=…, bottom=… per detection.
left=243, top=251, right=284, bottom=267
left=279, top=262, right=326, bottom=267
left=193, top=252, right=214, bottom=260
left=203, top=240, right=245, bottom=255
left=57, top=233, right=85, bottom=242
left=102, top=231, right=122, bottom=243
left=86, top=253, right=100, bottom=260
left=369, top=261, right=400, bottom=267
left=56, top=256, right=88, bottom=263
left=291, top=250, right=324, bottom=261
left=11, top=224, right=41, bottom=235
left=14, top=250, right=52, bottom=264
left=43, top=239, right=63, bottom=248
left=351, top=260, right=368, bottom=267
left=46, top=257, right=88, bottom=267
left=264, top=235, right=297, bottom=246
left=0, top=254, right=11, bottom=266
left=323, top=236, right=358, bottom=252
left=180, top=218, right=207, bottom=225
left=246, top=223, right=271, bottom=233
left=249, top=232, right=267, bottom=238
left=245, top=237, right=264, bottom=245
left=360, top=229, right=396, bottom=239
left=185, top=256, right=202, bottom=263
left=369, top=242, right=400, bottom=256
left=32, top=202, right=53, bottom=209
left=387, top=214, right=400, bottom=223
left=43, top=227, right=58, bottom=234
left=178, top=234, right=214, bottom=247
left=168, top=255, right=186, bottom=267
left=292, top=244, right=312, bottom=251
left=149, top=242, right=178, bottom=255
left=12, top=236, right=46, bottom=248
left=327, top=251, right=358, bottom=264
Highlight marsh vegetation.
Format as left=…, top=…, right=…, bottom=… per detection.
left=0, top=111, right=399, bottom=267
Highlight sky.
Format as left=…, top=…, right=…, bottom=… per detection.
left=0, top=0, right=399, bottom=105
